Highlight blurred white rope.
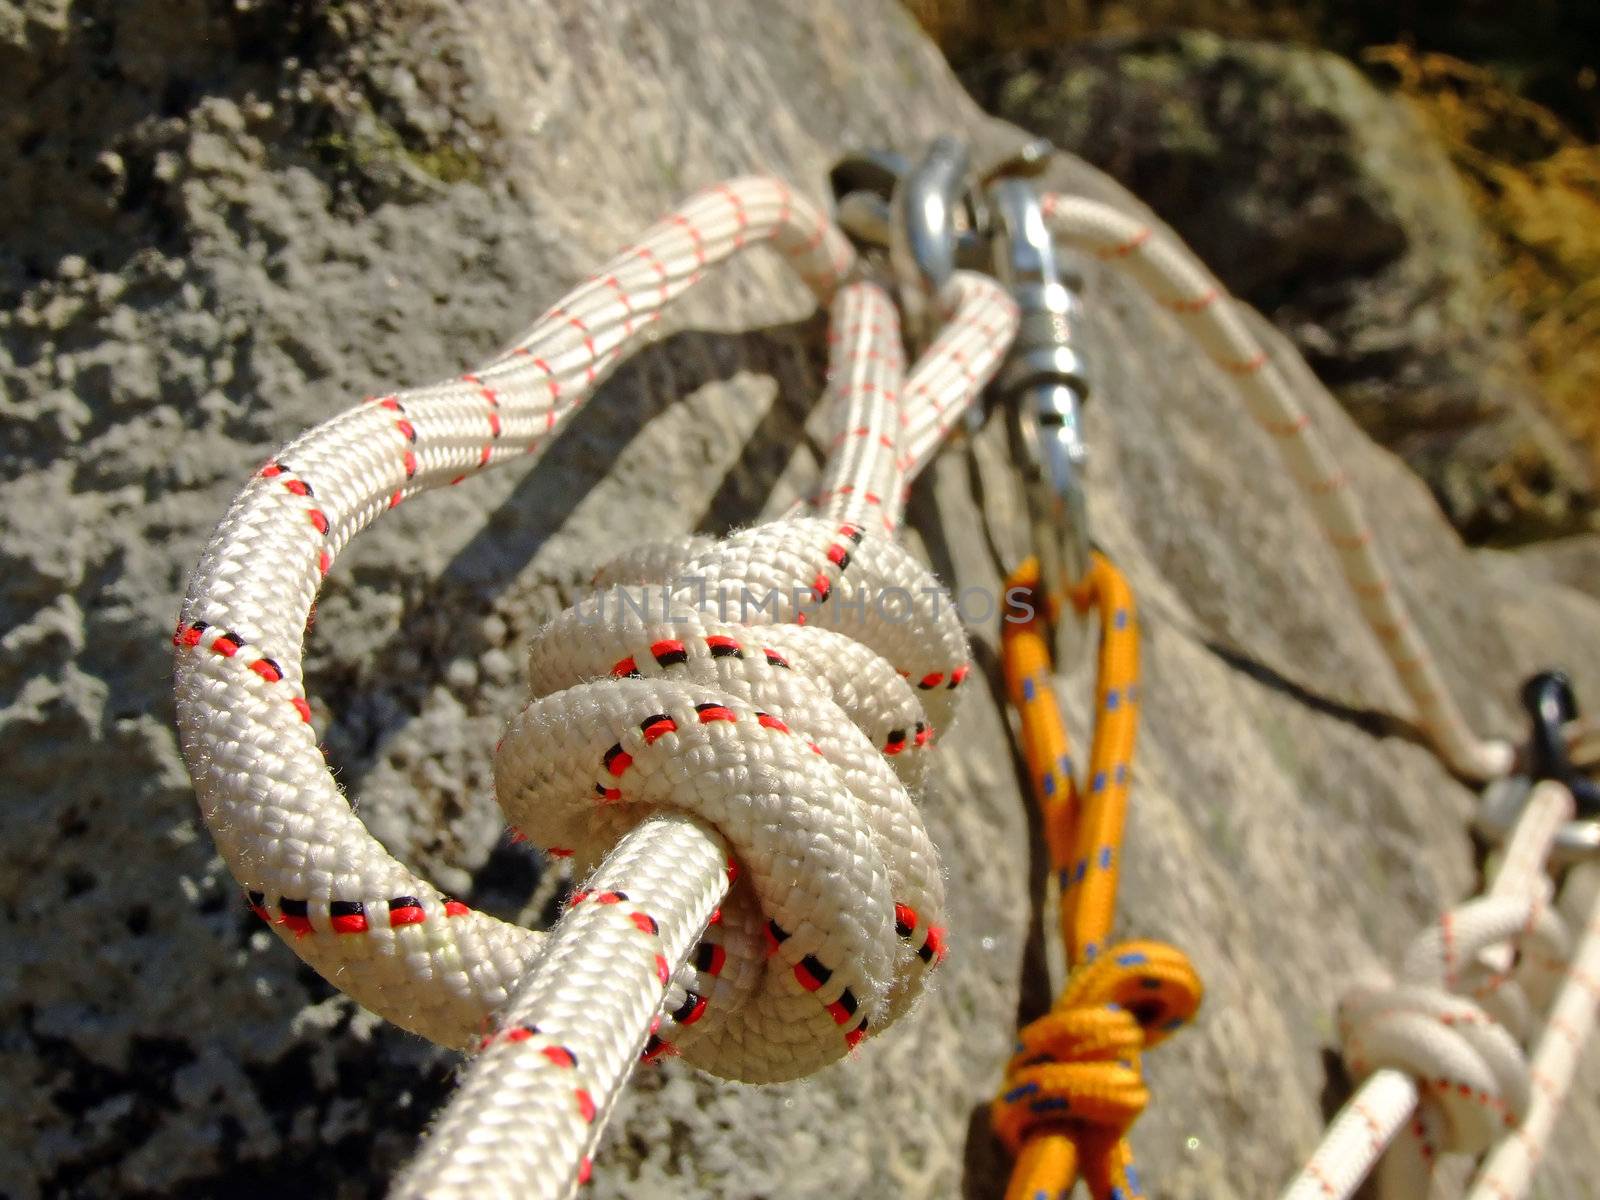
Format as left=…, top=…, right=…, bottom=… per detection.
left=1279, top=781, right=1600, bottom=1199
left=1040, top=194, right=1511, bottom=783
left=1468, top=860, right=1600, bottom=1199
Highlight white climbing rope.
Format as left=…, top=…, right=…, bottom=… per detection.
left=174, top=173, right=1019, bottom=1198
left=397, top=270, right=1017, bottom=1199
left=813, top=272, right=1019, bottom=528
left=1468, top=860, right=1600, bottom=1199
left=1279, top=780, right=1600, bottom=1199
left=813, top=280, right=909, bottom=534
left=1039, top=194, right=1511, bottom=783
left=899, top=271, right=1024, bottom=479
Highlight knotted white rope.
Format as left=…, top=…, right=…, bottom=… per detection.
left=1040, top=194, right=1511, bottom=783
left=1468, top=861, right=1600, bottom=1199
left=1281, top=781, right=1600, bottom=1199
left=505, top=512, right=968, bottom=1075
left=395, top=285, right=1015, bottom=1194
left=396, top=514, right=959, bottom=1191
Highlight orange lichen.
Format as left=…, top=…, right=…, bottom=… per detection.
left=1369, top=46, right=1600, bottom=476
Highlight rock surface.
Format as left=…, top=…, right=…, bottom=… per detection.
left=966, top=31, right=1596, bottom=543
left=3, top=2, right=1598, bottom=1197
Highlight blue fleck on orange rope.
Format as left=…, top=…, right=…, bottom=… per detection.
left=993, top=553, right=1204, bottom=1200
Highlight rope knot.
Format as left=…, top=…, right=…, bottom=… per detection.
left=495, top=516, right=968, bottom=1082
left=992, top=939, right=1201, bottom=1153
left=1338, top=892, right=1571, bottom=1173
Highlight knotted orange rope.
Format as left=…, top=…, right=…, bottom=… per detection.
left=993, top=554, right=1203, bottom=1200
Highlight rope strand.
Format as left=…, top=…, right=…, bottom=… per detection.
left=1039, top=193, right=1510, bottom=783
left=174, top=177, right=853, bottom=1052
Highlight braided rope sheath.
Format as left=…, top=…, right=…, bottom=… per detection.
left=992, top=555, right=1203, bottom=1200
left=1039, top=194, right=1511, bottom=784
left=807, top=271, right=1021, bottom=530
left=1280, top=781, right=1600, bottom=1200
left=495, top=515, right=968, bottom=1072
left=814, top=282, right=908, bottom=534
left=393, top=815, right=731, bottom=1196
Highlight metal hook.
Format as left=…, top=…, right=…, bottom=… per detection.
left=828, top=139, right=1096, bottom=671
left=1523, top=671, right=1600, bottom=817
left=975, top=137, right=1056, bottom=189
left=986, top=175, right=1094, bottom=667
left=832, top=136, right=1056, bottom=318
left=830, top=138, right=977, bottom=339
left=829, top=149, right=905, bottom=252
left=828, top=150, right=910, bottom=204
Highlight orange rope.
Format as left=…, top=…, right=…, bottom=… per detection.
left=993, top=554, right=1203, bottom=1200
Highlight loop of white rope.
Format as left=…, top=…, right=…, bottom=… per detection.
left=1338, top=896, right=1566, bottom=1194
left=173, top=176, right=853, bottom=1054
left=1280, top=781, right=1600, bottom=1200
left=1468, top=862, right=1600, bottom=1199
left=1039, top=194, right=1511, bottom=783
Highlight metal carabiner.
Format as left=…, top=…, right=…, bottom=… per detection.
left=1476, top=670, right=1600, bottom=863
left=888, top=136, right=971, bottom=343
left=830, top=138, right=973, bottom=340
left=986, top=174, right=1094, bottom=667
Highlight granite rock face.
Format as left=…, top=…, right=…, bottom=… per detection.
left=967, top=31, right=1595, bottom=543
left=2, top=2, right=1598, bottom=1197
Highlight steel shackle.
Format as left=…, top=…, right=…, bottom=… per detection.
left=987, top=175, right=1094, bottom=659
